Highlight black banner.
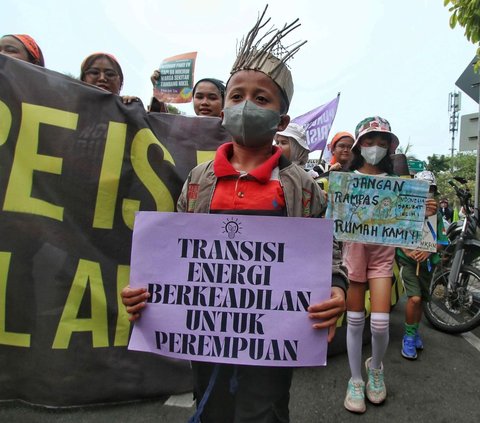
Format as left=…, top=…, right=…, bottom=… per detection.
left=0, top=55, right=230, bottom=406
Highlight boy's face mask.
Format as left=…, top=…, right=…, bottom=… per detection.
left=222, top=100, right=281, bottom=147
left=360, top=145, right=388, bottom=165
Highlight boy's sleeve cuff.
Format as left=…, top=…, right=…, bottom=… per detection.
left=331, top=275, right=348, bottom=295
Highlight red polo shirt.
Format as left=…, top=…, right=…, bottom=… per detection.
left=210, top=143, right=286, bottom=215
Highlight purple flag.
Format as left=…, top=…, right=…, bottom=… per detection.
left=292, top=94, right=340, bottom=152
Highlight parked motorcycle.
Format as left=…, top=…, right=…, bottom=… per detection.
left=424, top=177, right=480, bottom=333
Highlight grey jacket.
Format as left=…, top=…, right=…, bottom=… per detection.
left=177, top=155, right=349, bottom=293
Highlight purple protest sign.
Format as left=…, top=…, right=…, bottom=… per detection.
left=128, top=212, right=333, bottom=367
left=292, top=94, right=340, bottom=152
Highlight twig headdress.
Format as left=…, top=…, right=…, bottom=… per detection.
left=230, top=5, right=307, bottom=107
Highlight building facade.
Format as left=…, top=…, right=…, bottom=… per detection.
left=459, top=112, right=479, bottom=152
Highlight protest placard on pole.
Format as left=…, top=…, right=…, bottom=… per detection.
left=128, top=212, right=334, bottom=367
left=326, top=172, right=430, bottom=248
left=153, top=52, right=197, bottom=103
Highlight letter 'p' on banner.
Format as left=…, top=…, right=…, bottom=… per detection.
left=0, top=54, right=229, bottom=406
left=128, top=212, right=334, bottom=367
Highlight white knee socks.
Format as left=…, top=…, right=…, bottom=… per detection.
left=347, top=311, right=390, bottom=380
left=346, top=311, right=365, bottom=382
left=370, top=312, right=390, bottom=369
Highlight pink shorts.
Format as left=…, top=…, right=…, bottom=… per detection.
left=342, top=242, right=395, bottom=282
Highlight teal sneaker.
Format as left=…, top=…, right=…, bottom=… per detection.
left=415, top=332, right=424, bottom=350
left=365, top=357, right=387, bottom=404
left=344, top=378, right=366, bottom=413
left=401, top=335, right=417, bottom=360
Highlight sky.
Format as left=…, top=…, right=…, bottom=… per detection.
left=1, top=0, right=478, bottom=161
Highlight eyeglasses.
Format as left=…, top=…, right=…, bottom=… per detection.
left=84, top=68, right=119, bottom=80
left=335, top=143, right=353, bottom=150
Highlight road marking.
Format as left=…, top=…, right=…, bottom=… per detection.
left=461, top=331, right=480, bottom=353
left=164, top=392, right=195, bottom=408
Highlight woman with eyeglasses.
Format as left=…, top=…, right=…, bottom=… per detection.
left=80, top=53, right=139, bottom=104
left=328, top=131, right=354, bottom=171
left=311, top=132, right=354, bottom=189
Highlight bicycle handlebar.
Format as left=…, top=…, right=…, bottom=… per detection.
left=448, top=180, right=471, bottom=205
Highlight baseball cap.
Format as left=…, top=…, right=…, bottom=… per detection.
left=352, top=116, right=399, bottom=153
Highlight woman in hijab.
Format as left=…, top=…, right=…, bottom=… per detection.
left=191, top=78, right=225, bottom=117
left=0, top=34, right=45, bottom=66
left=80, top=52, right=138, bottom=104
left=328, top=131, right=354, bottom=171
left=274, top=122, right=310, bottom=167
left=150, top=71, right=225, bottom=117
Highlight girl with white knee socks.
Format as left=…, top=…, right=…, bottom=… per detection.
left=341, top=116, right=399, bottom=414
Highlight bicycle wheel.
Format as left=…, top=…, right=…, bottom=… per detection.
left=424, top=265, right=480, bottom=334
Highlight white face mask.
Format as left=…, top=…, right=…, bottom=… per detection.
left=360, top=146, right=388, bottom=165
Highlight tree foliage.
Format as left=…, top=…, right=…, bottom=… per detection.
left=445, top=0, right=480, bottom=69
left=428, top=152, right=476, bottom=206
left=166, top=104, right=183, bottom=115
left=426, top=154, right=450, bottom=173
left=397, top=141, right=418, bottom=160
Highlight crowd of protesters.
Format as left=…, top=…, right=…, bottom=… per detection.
left=1, top=25, right=451, bottom=421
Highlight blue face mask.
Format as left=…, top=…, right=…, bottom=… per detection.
left=222, top=101, right=281, bottom=147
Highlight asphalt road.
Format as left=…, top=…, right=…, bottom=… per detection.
left=2, top=296, right=480, bottom=423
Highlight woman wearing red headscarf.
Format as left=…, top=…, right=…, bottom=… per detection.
left=328, top=131, right=354, bottom=171
left=80, top=52, right=139, bottom=105
left=0, top=34, right=45, bottom=66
